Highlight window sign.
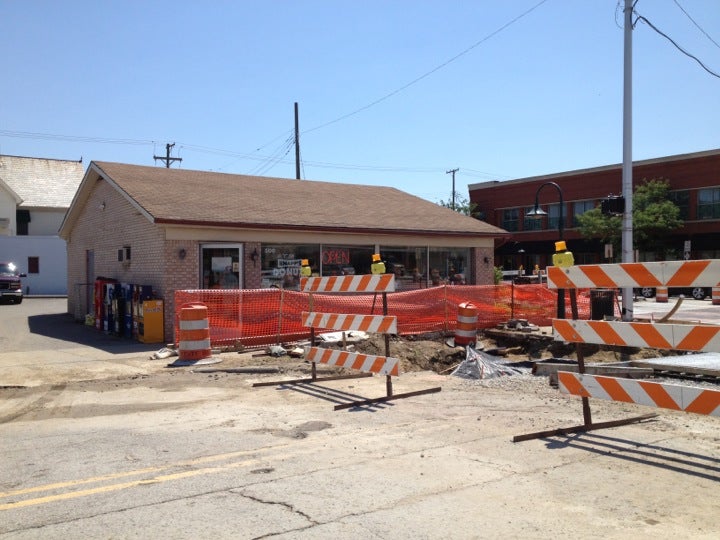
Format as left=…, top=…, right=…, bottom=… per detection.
left=321, top=245, right=373, bottom=276
left=261, top=244, right=320, bottom=289
left=322, top=248, right=350, bottom=266
left=212, top=256, right=232, bottom=272
left=201, top=245, right=242, bottom=289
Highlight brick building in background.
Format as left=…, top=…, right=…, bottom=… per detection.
left=469, top=149, right=720, bottom=273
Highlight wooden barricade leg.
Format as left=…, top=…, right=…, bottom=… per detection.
left=513, top=289, right=656, bottom=442
left=333, top=291, right=441, bottom=410
left=254, top=275, right=441, bottom=409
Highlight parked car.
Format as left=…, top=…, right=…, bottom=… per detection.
left=0, top=262, right=26, bottom=304
left=637, top=286, right=710, bottom=300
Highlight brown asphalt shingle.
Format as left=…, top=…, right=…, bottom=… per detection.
left=94, top=161, right=507, bottom=237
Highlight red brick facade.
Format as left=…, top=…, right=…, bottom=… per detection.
left=469, top=149, right=720, bottom=270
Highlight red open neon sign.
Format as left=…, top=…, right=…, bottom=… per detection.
left=322, top=248, right=350, bottom=265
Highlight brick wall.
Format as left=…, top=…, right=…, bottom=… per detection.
left=67, top=181, right=166, bottom=336
left=243, top=242, right=262, bottom=289
left=162, top=240, right=200, bottom=341
left=472, top=247, right=496, bottom=285
left=66, top=178, right=503, bottom=342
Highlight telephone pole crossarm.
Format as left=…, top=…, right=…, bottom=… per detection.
left=154, top=143, right=183, bottom=168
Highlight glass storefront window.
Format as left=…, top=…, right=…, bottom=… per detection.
left=380, top=246, right=428, bottom=290
left=201, top=244, right=242, bottom=289
left=261, top=244, right=320, bottom=289
left=258, top=243, right=471, bottom=288
left=429, top=247, right=470, bottom=286
left=260, top=244, right=374, bottom=288
left=321, top=245, right=374, bottom=276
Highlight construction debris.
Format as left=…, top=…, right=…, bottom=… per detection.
left=451, top=346, right=524, bottom=380
left=316, top=330, right=370, bottom=344
left=266, top=345, right=287, bottom=357
left=151, top=347, right=177, bottom=360
left=499, top=319, right=540, bottom=332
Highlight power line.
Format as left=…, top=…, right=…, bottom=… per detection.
left=0, top=129, right=153, bottom=145
left=247, top=135, right=295, bottom=176
left=635, top=13, right=720, bottom=79
left=672, top=0, right=720, bottom=50
left=0, top=127, right=513, bottom=179
left=302, top=0, right=551, bottom=135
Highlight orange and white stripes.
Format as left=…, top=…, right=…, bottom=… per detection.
left=304, top=346, right=399, bottom=376
left=177, top=303, right=212, bottom=361
left=546, top=260, right=720, bottom=290
left=712, top=287, right=720, bottom=305
left=558, top=371, right=720, bottom=417
left=302, top=311, right=397, bottom=334
left=300, top=274, right=395, bottom=293
left=553, top=319, right=720, bottom=352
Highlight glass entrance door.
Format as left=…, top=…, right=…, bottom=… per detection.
left=201, top=244, right=243, bottom=289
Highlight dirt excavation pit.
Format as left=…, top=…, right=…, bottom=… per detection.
left=346, top=331, right=670, bottom=376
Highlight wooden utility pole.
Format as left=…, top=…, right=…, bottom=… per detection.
left=446, top=168, right=459, bottom=210
left=294, top=102, right=301, bottom=179
left=154, top=143, right=182, bottom=168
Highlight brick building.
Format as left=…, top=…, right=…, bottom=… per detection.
left=60, top=161, right=507, bottom=341
left=468, top=149, right=720, bottom=273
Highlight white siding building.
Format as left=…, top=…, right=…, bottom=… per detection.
left=0, top=155, right=84, bottom=295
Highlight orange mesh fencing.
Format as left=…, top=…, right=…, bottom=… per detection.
left=174, top=284, right=609, bottom=349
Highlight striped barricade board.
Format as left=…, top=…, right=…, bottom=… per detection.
left=302, top=311, right=397, bottom=334
left=255, top=271, right=441, bottom=409
left=546, top=259, right=720, bottom=290
left=305, top=346, right=400, bottom=377
left=558, top=371, right=720, bottom=417
left=300, top=274, right=395, bottom=293
left=553, top=319, right=720, bottom=352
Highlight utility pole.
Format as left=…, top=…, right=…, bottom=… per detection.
left=621, top=0, right=634, bottom=321
left=153, top=143, right=182, bottom=168
left=446, top=168, right=459, bottom=210
left=294, top=102, right=301, bottom=179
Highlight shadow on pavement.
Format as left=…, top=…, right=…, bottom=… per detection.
left=27, top=312, right=163, bottom=355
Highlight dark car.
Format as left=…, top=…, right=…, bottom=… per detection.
left=637, top=286, right=710, bottom=300
left=0, top=262, right=26, bottom=304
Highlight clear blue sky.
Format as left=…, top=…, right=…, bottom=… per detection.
left=1, top=0, right=718, bottom=203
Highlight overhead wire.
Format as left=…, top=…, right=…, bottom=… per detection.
left=301, top=0, right=551, bottom=135
left=1, top=1, right=554, bottom=179
left=0, top=129, right=153, bottom=145
left=672, top=0, right=720, bottom=50
left=634, top=12, right=720, bottom=79
left=247, top=135, right=295, bottom=176
left=0, top=127, right=505, bottom=178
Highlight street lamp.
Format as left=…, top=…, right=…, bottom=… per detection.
left=526, top=181, right=565, bottom=319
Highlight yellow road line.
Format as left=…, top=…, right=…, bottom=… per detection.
left=1, top=458, right=261, bottom=510
left=0, top=443, right=294, bottom=506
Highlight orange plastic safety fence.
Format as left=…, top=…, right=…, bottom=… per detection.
left=174, top=284, right=606, bottom=349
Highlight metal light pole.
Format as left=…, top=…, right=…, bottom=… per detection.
left=526, top=181, right=565, bottom=319
left=621, top=0, right=634, bottom=321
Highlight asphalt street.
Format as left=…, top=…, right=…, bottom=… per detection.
left=0, top=298, right=718, bottom=539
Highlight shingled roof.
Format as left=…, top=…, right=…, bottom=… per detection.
left=65, top=161, right=507, bottom=238
left=0, top=155, right=84, bottom=209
